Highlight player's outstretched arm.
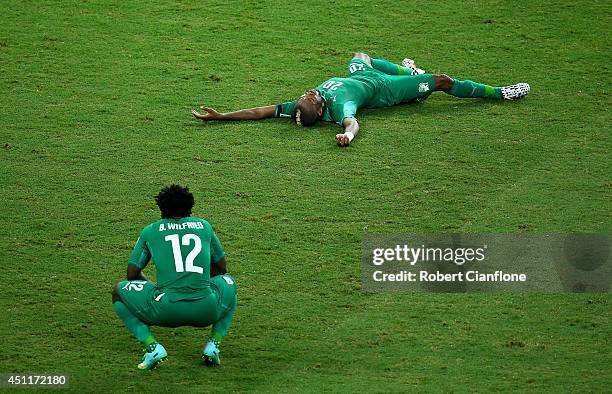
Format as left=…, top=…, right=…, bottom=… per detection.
left=336, top=117, right=360, bottom=147
left=192, top=105, right=275, bottom=121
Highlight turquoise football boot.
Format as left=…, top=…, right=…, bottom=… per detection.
left=202, top=339, right=221, bottom=366
left=137, top=343, right=167, bottom=370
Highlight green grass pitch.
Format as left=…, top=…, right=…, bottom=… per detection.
left=0, top=0, right=610, bottom=392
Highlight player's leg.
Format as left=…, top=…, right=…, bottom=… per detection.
left=371, top=58, right=424, bottom=75
left=112, top=280, right=167, bottom=370
left=112, top=281, right=158, bottom=345
left=346, top=53, right=374, bottom=76
left=434, top=74, right=530, bottom=100
left=377, top=74, right=437, bottom=106
left=347, top=53, right=417, bottom=76
left=202, top=274, right=238, bottom=366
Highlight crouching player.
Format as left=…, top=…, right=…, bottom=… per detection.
left=112, top=185, right=237, bottom=369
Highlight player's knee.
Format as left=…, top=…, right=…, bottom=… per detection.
left=434, top=74, right=454, bottom=91
left=352, top=52, right=371, bottom=64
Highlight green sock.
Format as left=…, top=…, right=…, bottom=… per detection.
left=113, top=301, right=155, bottom=344
left=210, top=294, right=237, bottom=341
left=211, top=332, right=223, bottom=344
left=448, top=79, right=501, bottom=99
left=371, top=58, right=413, bottom=75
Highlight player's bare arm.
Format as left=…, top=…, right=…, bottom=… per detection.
left=127, top=264, right=149, bottom=281
left=210, top=256, right=227, bottom=277
left=336, top=117, right=360, bottom=147
left=192, top=105, right=275, bottom=121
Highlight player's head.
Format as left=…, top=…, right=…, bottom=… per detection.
left=293, top=89, right=324, bottom=127
left=155, top=184, right=195, bottom=219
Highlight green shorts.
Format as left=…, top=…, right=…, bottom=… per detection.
left=348, top=58, right=435, bottom=107
left=379, top=73, right=435, bottom=105
left=117, top=275, right=237, bottom=328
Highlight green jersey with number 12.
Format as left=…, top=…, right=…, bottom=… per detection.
left=128, top=217, right=225, bottom=298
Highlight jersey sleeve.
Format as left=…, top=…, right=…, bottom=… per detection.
left=210, top=230, right=225, bottom=264
left=273, top=100, right=297, bottom=118
left=128, top=228, right=151, bottom=269
left=329, top=101, right=357, bottom=125
left=342, top=101, right=358, bottom=121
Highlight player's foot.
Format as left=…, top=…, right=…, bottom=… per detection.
left=501, top=83, right=530, bottom=100
left=202, top=338, right=221, bottom=366
left=137, top=343, right=167, bottom=370
left=402, top=58, right=425, bottom=75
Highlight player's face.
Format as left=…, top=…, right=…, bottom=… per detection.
left=298, top=89, right=324, bottom=116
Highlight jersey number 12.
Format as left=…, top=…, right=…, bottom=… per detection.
left=164, top=234, right=203, bottom=274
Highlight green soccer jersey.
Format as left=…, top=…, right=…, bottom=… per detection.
left=128, top=217, right=225, bottom=299
left=274, top=59, right=389, bottom=125
left=274, top=77, right=379, bottom=125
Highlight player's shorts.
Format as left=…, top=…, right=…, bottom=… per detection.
left=347, top=58, right=435, bottom=107
left=116, top=275, right=237, bottom=328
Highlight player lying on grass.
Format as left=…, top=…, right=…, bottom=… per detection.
left=112, top=185, right=237, bottom=369
left=192, top=52, right=530, bottom=147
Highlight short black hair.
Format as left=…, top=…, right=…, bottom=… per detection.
left=155, top=184, right=195, bottom=219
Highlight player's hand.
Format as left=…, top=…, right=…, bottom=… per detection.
left=336, top=133, right=351, bottom=147
left=192, top=105, right=222, bottom=121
